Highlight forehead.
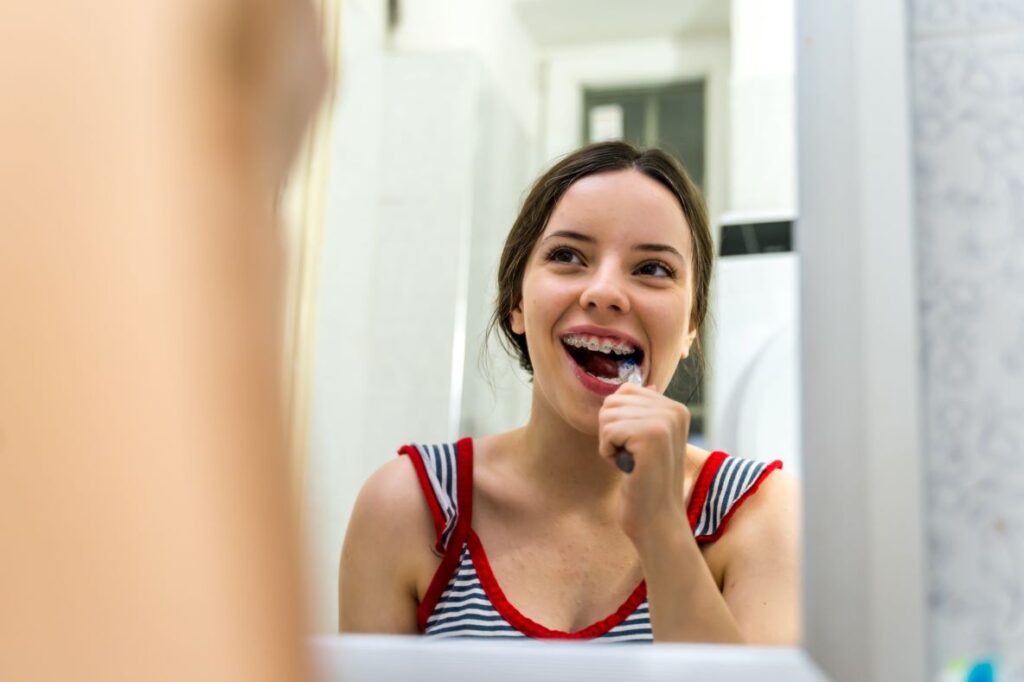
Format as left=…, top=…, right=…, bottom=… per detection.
left=544, top=168, right=692, bottom=252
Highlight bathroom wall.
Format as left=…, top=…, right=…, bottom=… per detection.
left=910, top=0, right=1024, bottom=676
left=712, top=0, right=800, bottom=471
left=729, top=0, right=796, bottom=215
left=389, top=0, right=541, bottom=139
left=456, top=81, right=537, bottom=441
left=304, top=0, right=541, bottom=632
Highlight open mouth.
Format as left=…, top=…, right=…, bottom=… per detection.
left=561, top=333, right=644, bottom=386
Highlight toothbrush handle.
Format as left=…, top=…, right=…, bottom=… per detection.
left=614, top=448, right=635, bottom=474
left=614, top=368, right=643, bottom=474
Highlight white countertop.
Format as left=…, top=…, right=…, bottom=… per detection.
left=309, top=635, right=829, bottom=682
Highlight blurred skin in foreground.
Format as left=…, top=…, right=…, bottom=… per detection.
left=0, top=1, right=323, bottom=681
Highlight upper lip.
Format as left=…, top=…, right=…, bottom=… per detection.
left=559, top=325, right=645, bottom=355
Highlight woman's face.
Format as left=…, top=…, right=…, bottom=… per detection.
left=511, top=168, right=697, bottom=434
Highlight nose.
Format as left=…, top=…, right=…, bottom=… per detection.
left=579, top=262, right=631, bottom=314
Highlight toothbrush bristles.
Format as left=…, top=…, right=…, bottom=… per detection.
left=619, top=360, right=643, bottom=385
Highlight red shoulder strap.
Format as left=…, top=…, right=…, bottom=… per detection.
left=415, top=437, right=474, bottom=631
left=699, top=459, right=783, bottom=543
left=455, top=437, right=473, bottom=530
left=397, top=445, right=446, bottom=551
left=687, top=451, right=727, bottom=530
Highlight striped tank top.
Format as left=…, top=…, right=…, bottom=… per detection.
left=399, top=438, right=781, bottom=643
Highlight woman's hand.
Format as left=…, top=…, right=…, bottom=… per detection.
left=598, top=382, right=692, bottom=545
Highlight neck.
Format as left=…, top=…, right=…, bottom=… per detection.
left=510, top=385, right=623, bottom=515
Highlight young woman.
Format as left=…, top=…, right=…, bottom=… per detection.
left=339, top=142, right=800, bottom=644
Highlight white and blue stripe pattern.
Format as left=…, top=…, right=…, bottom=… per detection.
left=425, top=548, right=520, bottom=639
left=412, top=443, right=460, bottom=551
left=424, top=547, right=654, bottom=643
left=692, top=456, right=771, bottom=538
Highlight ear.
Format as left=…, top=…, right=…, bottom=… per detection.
left=510, top=303, right=525, bottom=336
left=680, top=322, right=698, bottom=360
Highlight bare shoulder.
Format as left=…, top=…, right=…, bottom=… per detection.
left=339, top=456, right=441, bottom=633
left=346, top=457, right=436, bottom=553
left=341, top=457, right=438, bottom=598
left=712, top=466, right=801, bottom=581
left=355, top=457, right=425, bottom=512
left=727, top=467, right=800, bottom=541
left=685, top=443, right=714, bottom=471
left=745, top=466, right=800, bottom=510
left=714, top=467, right=801, bottom=644
left=683, top=443, right=714, bottom=503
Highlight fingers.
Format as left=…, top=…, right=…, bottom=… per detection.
left=603, top=386, right=658, bottom=411
left=612, top=381, right=655, bottom=397
left=602, top=394, right=690, bottom=422
left=598, top=388, right=691, bottom=465
left=603, top=388, right=691, bottom=419
left=598, top=417, right=651, bottom=461
left=605, top=380, right=676, bottom=405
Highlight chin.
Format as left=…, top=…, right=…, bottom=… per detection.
left=533, top=378, right=601, bottom=436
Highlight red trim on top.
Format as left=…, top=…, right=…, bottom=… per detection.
left=455, top=437, right=474, bottom=541
left=416, top=526, right=467, bottom=632
left=397, top=445, right=446, bottom=553
left=467, top=529, right=648, bottom=640
left=687, top=451, right=727, bottom=531
left=695, top=459, right=783, bottom=543
left=415, top=438, right=475, bottom=632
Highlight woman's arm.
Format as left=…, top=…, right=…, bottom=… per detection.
left=716, top=470, right=802, bottom=645
left=636, top=470, right=801, bottom=645
left=338, top=458, right=437, bottom=634
left=599, top=384, right=801, bottom=645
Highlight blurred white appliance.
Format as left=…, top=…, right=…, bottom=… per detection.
left=711, top=213, right=801, bottom=477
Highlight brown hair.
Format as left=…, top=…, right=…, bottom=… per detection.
left=488, top=141, right=714, bottom=377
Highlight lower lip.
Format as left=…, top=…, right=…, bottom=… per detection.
left=562, top=345, right=627, bottom=397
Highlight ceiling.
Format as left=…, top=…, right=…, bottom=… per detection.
left=514, top=0, right=730, bottom=47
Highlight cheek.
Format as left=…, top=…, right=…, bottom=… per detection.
left=650, top=293, right=691, bottom=334
left=521, top=274, right=567, bottom=323
left=677, top=290, right=697, bottom=336
left=521, top=294, right=555, bottom=342
left=512, top=269, right=542, bottom=335
left=644, top=300, right=693, bottom=372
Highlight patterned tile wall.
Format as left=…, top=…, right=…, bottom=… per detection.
left=910, top=0, right=1024, bottom=677
left=913, top=0, right=1024, bottom=36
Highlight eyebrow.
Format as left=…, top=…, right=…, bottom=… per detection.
left=542, top=230, right=685, bottom=260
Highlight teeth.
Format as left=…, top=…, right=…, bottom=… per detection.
left=562, top=333, right=636, bottom=356
left=587, top=370, right=626, bottom=385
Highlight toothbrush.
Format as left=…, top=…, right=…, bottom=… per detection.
left=613, top=359, right=644, bottom=474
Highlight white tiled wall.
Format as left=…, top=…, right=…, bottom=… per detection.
left=304, top=2, right=543, bottom=631
left=730, top=0, right=796, bottom=215
left=457, top=80, right=536, bottom=440
left=910, top=0, right=1024, bottom=676
left=305, top=30, right=494, bottom=632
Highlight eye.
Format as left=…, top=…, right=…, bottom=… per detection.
left=635, top=260, right=676, bottom=278
left=545, top=246, right=584, bottom=266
